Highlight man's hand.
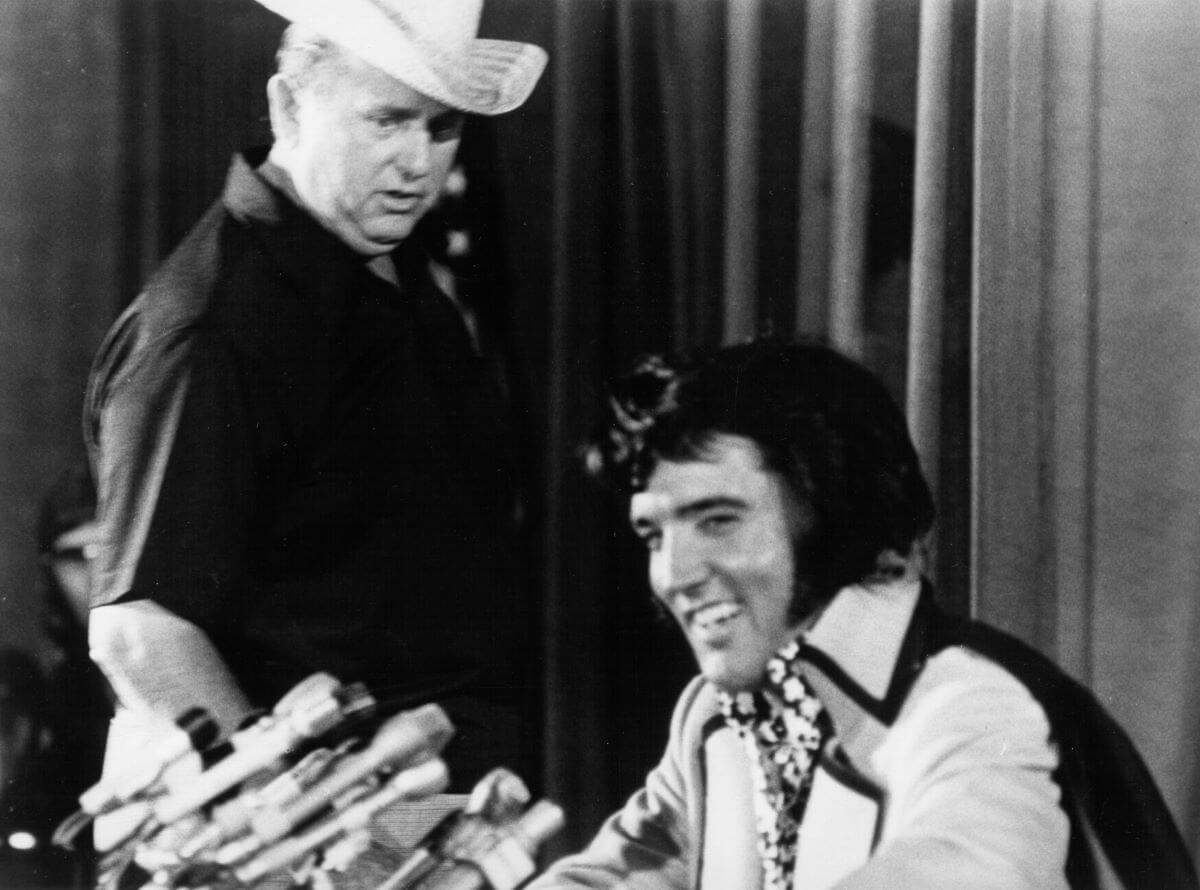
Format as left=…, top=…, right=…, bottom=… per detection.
left=89, top=600, right=254, bottom=852
left=90, top=600, right=254, bottom=737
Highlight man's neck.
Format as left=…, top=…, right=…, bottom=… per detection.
left=258, top=153, right=400, bottom=269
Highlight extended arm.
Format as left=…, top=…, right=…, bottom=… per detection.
left=529, top=681, right=710, bottom=890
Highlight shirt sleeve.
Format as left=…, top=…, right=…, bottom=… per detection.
left=835, top=647, right=1071, bottom=890
left=528, top=681, right=706, bottom=890
left=86, top=313, right=262, bottom=634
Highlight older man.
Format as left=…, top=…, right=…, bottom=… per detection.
left=85, top=0, right=546, bottom=831
left=533, top=339, right=1197, bottom=890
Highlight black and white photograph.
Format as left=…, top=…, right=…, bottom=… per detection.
left=0, top=0, right=1198, bottom=888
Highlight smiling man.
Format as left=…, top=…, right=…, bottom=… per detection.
left=84, top=0, right=546, bottom=857
left=630, top=435, right=803, bottom=695
left=531, top=339, right=1196, bottom=890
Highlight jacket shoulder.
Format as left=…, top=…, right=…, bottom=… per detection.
left=929, top=609, right=1198, bottom=890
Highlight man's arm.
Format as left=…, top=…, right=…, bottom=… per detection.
left=88, top=599, right=253, bottom=853
left=89, top=600, right=252, bottom=738
left=529, top=680, right=708, bottom=890
left=833, top=648, right=1070, bottom=890
left=86, top=311, right=266, bottom=751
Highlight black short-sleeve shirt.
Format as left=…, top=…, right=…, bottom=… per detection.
left=85, top=151, right=530, bottom=786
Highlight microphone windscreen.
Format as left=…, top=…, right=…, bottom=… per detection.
left=249, top=704, right=453, bottom=846
left=273, top=672, right=341, bottom=716
left=152, top=674, right=350, bottom=825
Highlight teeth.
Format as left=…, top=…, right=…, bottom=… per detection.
left=693, top=602, right=740, bottom=627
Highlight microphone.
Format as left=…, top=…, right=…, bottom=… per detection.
left=151, top=674, right=373, bottom=826
left=175, top=745, right=344, bottom=860
left=54, top=707, right=220, bottom=853
left=232, top=757, right=450, bottom=885
left=77, top=707, right=220, bottom=817
left=230, top=704, right=454, bottom=861
left=377, top=800, right=566, bottom=890
left=377, top=767, right=530, bottom=889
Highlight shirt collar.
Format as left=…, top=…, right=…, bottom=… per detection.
left=803, top=575, right=922, bottom=702
left=220, top=148, right=379, bottom=330
left=793, top=575, right=935, bottom=766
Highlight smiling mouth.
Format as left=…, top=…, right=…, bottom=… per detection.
left=688, top=601, right=743, bottom=632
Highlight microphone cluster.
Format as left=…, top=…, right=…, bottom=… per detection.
left=57, top=674, right=563, bottom=890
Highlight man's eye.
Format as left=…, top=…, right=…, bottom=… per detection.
left=431, top=115, right=464, bottom=142
left=699, top=514, right=739, bottom=535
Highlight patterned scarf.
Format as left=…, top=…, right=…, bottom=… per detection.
left=717, top=640, right=831, bottom=890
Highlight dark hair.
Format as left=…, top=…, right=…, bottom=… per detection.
left=584, top=339, right=935, bottom=606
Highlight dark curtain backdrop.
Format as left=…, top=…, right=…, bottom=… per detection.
left=522, top=0, right=933, bottom=847
left=513, top=0, right=730, bottom=847
left=0, top=0, right=125, bottom=657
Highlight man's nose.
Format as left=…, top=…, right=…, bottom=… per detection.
left=395, top=127, right=433, bottom=180
left=650, top=529, right=709, bottom=599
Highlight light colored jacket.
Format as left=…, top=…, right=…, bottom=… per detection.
left=531, top=579, right=1072, bottom=889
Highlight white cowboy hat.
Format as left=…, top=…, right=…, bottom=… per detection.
left=253, top=0, right=548, bottom=115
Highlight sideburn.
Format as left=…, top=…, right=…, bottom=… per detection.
left=781, top=481, right=827, bottom=626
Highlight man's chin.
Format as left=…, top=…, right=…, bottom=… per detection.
left=361, top=231, right=415, bottom=254
left=699, top=658, right=765, bottom=695
left=352, top=217, right=423, bottom=255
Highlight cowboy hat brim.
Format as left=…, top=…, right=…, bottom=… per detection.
left=255, top=0, right=547, bottom=115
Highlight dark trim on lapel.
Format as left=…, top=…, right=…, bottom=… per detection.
left=695, top=713, right=728, bottom=890
left=700, top=713, right=726, bottom=743
left=818, top=743, right=886, bottom=852
left=800, top=579, right=937, bottom=726
left=818, top=743, right=883, bottom=803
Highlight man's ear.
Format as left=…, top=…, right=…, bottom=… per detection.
left=266, top=74, right=300, bottom=146
left=871, top=546, right=919, bottom=581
